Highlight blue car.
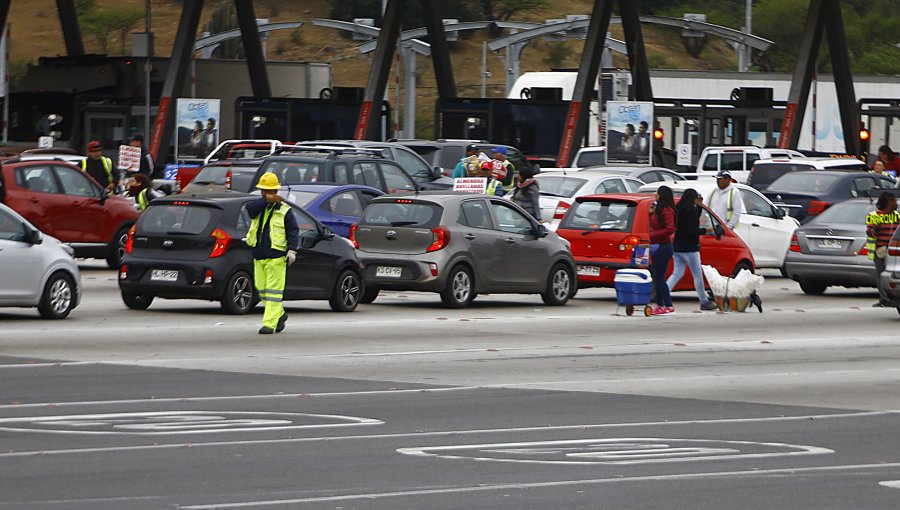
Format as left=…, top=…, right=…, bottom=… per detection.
left=281, top=184, right=384, bottom=238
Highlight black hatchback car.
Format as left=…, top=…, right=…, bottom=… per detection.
left=118, top=193, right=364, bottom=313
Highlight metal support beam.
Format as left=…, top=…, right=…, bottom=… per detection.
left=0, top=0, right=9, bottom=37
left=556, top=0, right=614, bottom=167
left=824, top=0, right=859, bottom=155
left=55, top=0, right=85, bottom=56
left=421, top=0, right=456, bottom=99
left=233, top=0, right=271, bottom=98
left=355, top=0, right=404, bottom=140
left=619, top=0, right=652, bottom=101
left=778, top=0, right=825, bottom=149
left=402, top=43, right=416, bottom=137
left=149, top=0, right=204, bottom=169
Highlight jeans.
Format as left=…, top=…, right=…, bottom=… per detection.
left=651, top=242, right=674, bottom=308
left=875, top=255, right=888, bottom=303
left=667, top=251, right=711, bottom=305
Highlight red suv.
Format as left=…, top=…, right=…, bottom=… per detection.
left=0, top=158, right=140, bottom=267
left=556, top=194, right=754, bottom=290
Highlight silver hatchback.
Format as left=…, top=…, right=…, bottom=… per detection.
left=0, top=203, right=81, bottom=318
left=353, top=193, right=576, bottom=308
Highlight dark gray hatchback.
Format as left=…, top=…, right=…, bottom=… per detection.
left=352, top=192, right=576, bottom=308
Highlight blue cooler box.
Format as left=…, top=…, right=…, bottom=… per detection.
left=614, top=269, right=652, bottom=306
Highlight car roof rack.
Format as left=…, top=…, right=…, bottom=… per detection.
left=4, top=155, right=78, bottom=164
left=273, top=145, right=386, bottom=158
left=204, top=139, right=283, bottom=165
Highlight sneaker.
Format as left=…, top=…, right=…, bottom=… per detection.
left=276, top=312, right=288, bottom=333
left=666, top=307, right=676, bottom=314
left=701, top=301, right=718, bottom=311
left=651, top=306, right=670, bottom=316
left=258, top=326, right=274, bottom=335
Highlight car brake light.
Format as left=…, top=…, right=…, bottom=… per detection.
left=619, top=235, right=642, bottom=251
left=889, top=240, right=900, bottom=257
left=426, top=226, right=450, bottom=252
left=225, top=170, right=232, bottom=191
left=807, top=200, right=830, bottom=215
left=125, top=225, right=136, bottom=254
left=119, top=264, right=127, bottom=279
left=789, top=234, right=800, bottom=252
left=395, top=199, right=414, bottom=204
left=209, top=228, right=231, bottom=258
left=553, top=201, right=571, bottom=220
left=349, top=224, right=359, bottom=248
left=858, top=245, right=869, bottom=257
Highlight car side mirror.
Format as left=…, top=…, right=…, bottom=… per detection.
left=535, top=223, right=549, bottom=238
left=774, top=207, right=786, bottom=219
left=714, top=224, right=725, bottom=240
left=322, top=226, right=335, bottom=240
left=300, top=232, right=318, bottom=250
left=26, top=227, right=43, bottom=245
left=433, top=166, right=443, bottom=179
left=99, top=188, right=109, bottom=205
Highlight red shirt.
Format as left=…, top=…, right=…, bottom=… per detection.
left=650, top=206, right=675, bottom=244
left=881, top=154, right=900, bottom=172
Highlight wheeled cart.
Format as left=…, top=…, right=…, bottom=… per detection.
left=614, top=268, right=653, bottom=316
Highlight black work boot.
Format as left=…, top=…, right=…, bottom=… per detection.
left=259, top=326, right=274, bottom=335
left=276, top=312, right=288, bottom=333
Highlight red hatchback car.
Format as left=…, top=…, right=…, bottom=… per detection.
left=0, top=158, right=140, bottom=267
left=556, top=194, right=755, bottom=290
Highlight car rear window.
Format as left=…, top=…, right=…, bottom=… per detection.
left=575, top=151, right=606, bottom=167
left=359, top=201, right=442, bottom=228
left=750, top=163, right=814, bottom=186
left=259, top=160, right=324, bottom=184
left=809, top=201, right=873, bottom=225
left=140, top=204, right=219, bottom=235
left=768, top=173, right=841, bottom=193
left=439, top=146, right=465, bottom=168
left=536, top=176, right=587, bottom=197
left=193, top=165, right=231, bottom=185
left=560, top=200, right=637, bottom=232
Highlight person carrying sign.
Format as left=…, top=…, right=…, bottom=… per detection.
left=453, top=144, right=481, bottom=178
left=478, top=161, right=506, bottom=197
left=125, top=133, right=155, bottom=178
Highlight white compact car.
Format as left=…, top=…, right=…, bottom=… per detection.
left=0, top=203, right=81, bottom=319
left=638, top=181, right=800, bottom=271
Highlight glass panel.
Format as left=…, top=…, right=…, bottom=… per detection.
left=490, top=201, right=534, bottom=234
left=380, top=163, right=416, bottom=191
left=17, top=166, right=59, bottom=194
left=0, top=208, right=26, bottom=241
left=459, top=200, right=493, bottom=229
left=359, top=202, right=443, bottom=228
left=560, top=201, right=636, bottom=232
left=327, top=191, right=364, bottom=217
left=140, top=205, right=216, bottom=235
left=55, top=166, right=99, bottom=197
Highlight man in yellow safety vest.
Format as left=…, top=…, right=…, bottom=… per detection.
left=866, top=192, right=900, bottom=307
left=246, top=173, right=300, bottom=334
left=707, top=170, right=743, bottom=230
left=81, top=140, right=116, bottom=191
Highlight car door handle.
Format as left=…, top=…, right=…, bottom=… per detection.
left=464, top=234, right=476, bottom=240
left=505, top=237, right=516, bottom=244
left=751, top=223, right=760, bottom=227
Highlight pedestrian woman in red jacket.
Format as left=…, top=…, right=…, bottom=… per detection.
left=649, top=185, right=676, bottom=315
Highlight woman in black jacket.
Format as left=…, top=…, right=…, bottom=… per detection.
left=512, top=167, right=542, bottom=221
left=666, top=188, right=718, bottom=311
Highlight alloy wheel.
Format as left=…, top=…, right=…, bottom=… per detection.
left=49, top=278, right=72, bottom=314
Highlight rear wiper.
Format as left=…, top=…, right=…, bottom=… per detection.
left=540, top=191, right=566, bottom=198
left=164, top=231, right=194, bottom=236
left=390, top=221, right=419, bottom=227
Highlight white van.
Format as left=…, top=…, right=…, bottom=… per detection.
left=695, top=146, right=805, bottom=183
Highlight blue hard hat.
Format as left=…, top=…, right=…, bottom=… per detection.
left=492, top=146, right=508, bottom=155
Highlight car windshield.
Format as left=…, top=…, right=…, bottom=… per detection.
left=751, top=163, right=814, bottom=186
left=284, top=190, right=321, bottom=207
left=140, top=204, right=218, bottom=235
left=359, top=202, right=442, bottom=228
left=192, top=165, right=231, bottom=185
left=560, top=200, right=637, bottom=232
left=809, top=201, right=874, bottom=225
left=535, top=176, right=587, bottom=197
left=768, top=172, right=841, bottom=193
left=259, top=160, right=324, bottom=184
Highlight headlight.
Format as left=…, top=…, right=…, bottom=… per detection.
left=61, top=243, right=75, bottom=258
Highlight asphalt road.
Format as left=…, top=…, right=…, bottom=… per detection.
left=1, top=261, right=900, bottom=509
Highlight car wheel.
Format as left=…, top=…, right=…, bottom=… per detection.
left=329, top=270, right=361, bottom=312
left=220, top=271, right=255, bottom=315
left=38, top=272, right=76, bottom=319
left=731, top=261, right=754, bottom=277
left=440, top=265, right=474, bottom=308
left=360, top=286, right=380, bottom=304
left=542, top=263, right=574, bottom=306
left=799, top=281, right=827, bottom=295
left=106, top=225, right=131, bottom=268
left=121, top=290, right=154, bottom=310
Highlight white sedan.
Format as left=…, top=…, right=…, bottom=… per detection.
left=637, top=181, right=799, bottom=270
left=535, top=173, right=644, bottom=226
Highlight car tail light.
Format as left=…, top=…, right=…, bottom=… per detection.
left=619, top=235, right=642, bottom=251
left=789, top=234, right=800, bottom=253
left=553, top=201, right=571, bottom=220
left=119, top=264, right=127, bottom=280
left=858, top=245, right=869, bottom=257
left=426, top=226, right=450, bottom=252
left=225, top=170, right=232, bottom=191
left=807, top=200, right=830, bottom=215
left=204, top=269, right=214, bottom=285
left=125, top=225, right=136, bottom=254
left=349, top=224, right=359, bottom=248
left=209, top=228, right=231, bottom=258
left=889, top=240, right=900, bottom=257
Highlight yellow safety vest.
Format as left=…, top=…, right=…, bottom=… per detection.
left=486, top=179, right=502, bottom=196
left=81, top=157, right=114, bottom=185
left=710, top=188, right=736, bottom=221
left=246, top=203, right=289, bottom=251
left=865, top=209, right=900, bottom=260
left=137, top=189, right=151, bottom=211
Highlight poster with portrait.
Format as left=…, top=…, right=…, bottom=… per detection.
left=605, top=101, right=653, bottom=166
left=175, top=98, right=221, bottom=161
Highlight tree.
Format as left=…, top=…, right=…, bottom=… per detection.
left=80, top=7, right=143, bottom=55
left=479, top=0, right=548, bottom=21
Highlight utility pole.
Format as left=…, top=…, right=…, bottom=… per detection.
left=145, top=0, right=152, bottom=140
left=744, top=0, right=753, bottom=71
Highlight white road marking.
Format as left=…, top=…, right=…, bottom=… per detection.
left=0, top=361, right=98, bottom=369
left=0, top=410, right=889, bottom=458
left=0, top=411, right=382, bottom=435
left=177, top=461, right=900, bottom=508
left=397, top=438, right=833, bottom=465
left=879, top=480, right=900, bottom=489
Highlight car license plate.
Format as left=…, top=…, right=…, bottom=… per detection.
left=577, top=265, right=600, bottom=277
left=150, top=269, right=179, bottom=282
left=375, top=266, right=403, bottom=278
left=817, top=239, right=843, bottom=250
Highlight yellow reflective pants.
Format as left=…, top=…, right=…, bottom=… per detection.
left=254, top=257, right=286, bottom=329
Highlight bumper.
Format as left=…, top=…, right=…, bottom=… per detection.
left=360, top=257, right=447, bottom=292
left=118, top=258, right=239, bottom=300
left=784, top=252, right=875, bottom=287
left=881, top=271, right=900, bottom=301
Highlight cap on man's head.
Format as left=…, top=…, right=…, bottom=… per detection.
left=716, top=170, right=732, bottom=180
left=87, top=141, right=103, bottom=151
left=466, top=143, right=478, bottom=152
left=129, top=133, right=144, bottom=143
left=492, top=146, right=507, bottom=156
